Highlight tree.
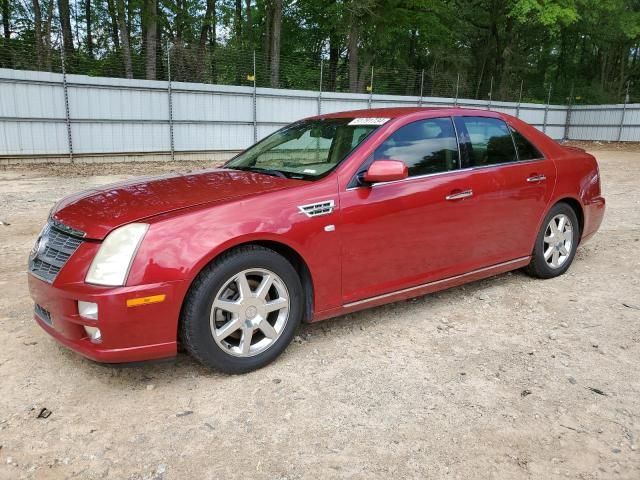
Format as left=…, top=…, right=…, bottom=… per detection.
left=106, top=0, right=120, bottom=49
left=0, top=0, right=637, bottom=103
left=58, top=0, right=75, bottom=59
left=269, top=0, right=281, bottom=87
left=1, top=0, right=9, bottom=40
left=85, top=0, right=93, bottom=57
left=143, top=0, right=157, bottom=79
left=33, top=0, right=43, bottom=65
left=196, top=0, right=215, bottom=81
left=116, top=0, right=132, bottom=77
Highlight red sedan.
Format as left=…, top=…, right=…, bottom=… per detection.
left=28, top=108, right=605, bottom=373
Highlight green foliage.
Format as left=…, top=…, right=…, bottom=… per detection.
left=0, top=0, right=638, bottom=103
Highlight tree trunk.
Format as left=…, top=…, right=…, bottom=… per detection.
left=43, top=0, right=54, bottom=69
left=263, top=0, right=271, bottom=69
left=116, top=0, right=133, bottom=78
left=85, top=0, right=93, bottom=58
left=197, top=0, right=215, bottom=81
left=269, top=0, right=282, bottom=87
left=347, top=19, right=359, bottom=93
left=1, top=0, right=9, bottom=40
left=58, top=0, right=75, bottom=57
left=328, top=31, right=339, bottom=91
left=33, top=0, right=43, bottom=66
left=245, top=0, right=252, bottom=45
left=235, top=0, right=242, bottom=40
left=126, top=0, right=133, bottom=38
left=405, top=28, right=417, bottom=95
left=144, top=0, right=157, bottom=79
left=106, top=0, right=120, bottom=48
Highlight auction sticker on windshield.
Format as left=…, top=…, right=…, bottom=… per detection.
left=348, top=117, right=390, bottom=126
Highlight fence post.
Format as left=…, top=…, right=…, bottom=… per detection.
left=454, top=73, right=460, bottom=107
left=368, top=66, right=374, bottom=108
left=418, top=69, right=424, bottom=107
left=563, top=84, right=574, bottom=141
left=318, top=59, right=323, bottom=115
left=543, top=83, right=552, bottom=134
left=617, top=81, right=630, bottom=142
left=515, top=80, right=523, bottom=118
left=60, top=42, right=73, bottom=163
left=166, top=41, right=175, bottom=162
left=252, top=50, right=257, bottom=143
left=487, top=76, right=493, bottom=110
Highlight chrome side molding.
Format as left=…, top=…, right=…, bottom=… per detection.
left=344, top=256, right=531, bottom=308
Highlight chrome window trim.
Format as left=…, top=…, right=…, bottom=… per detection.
left=345, top=157, right=547, bottom=191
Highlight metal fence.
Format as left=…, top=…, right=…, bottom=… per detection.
left=0, top=66, right=639, bottom=163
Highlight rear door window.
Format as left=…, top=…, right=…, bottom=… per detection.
left=510, top=128, right=544, bottom=160
left=455, top=117, right=517, bottom=167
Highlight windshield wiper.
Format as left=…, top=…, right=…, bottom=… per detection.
left=231, top=166, right=288, bottom=178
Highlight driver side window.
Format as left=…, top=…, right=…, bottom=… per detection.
left=374, top=117, right=460, bottom=177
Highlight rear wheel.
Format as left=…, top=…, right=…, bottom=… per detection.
left=180, top=246, right=303, bottom=373
left=525, top=202, right=580, bottom=279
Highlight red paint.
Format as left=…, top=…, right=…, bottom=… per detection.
left=28, top=107, right=605, bottom=363
left=363, top=160, right=408, bottom=183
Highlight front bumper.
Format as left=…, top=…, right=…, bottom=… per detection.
left=28, top=273, right=184, bottom=363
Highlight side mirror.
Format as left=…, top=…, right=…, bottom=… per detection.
left=362, top=160, right=408, bottom=184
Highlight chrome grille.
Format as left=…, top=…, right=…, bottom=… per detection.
left=28, top=221, right=85, bottom=283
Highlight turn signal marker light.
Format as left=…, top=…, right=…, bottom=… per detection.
left=126, top=294, right=166, bottom=308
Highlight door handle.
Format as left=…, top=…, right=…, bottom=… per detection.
left=526, top=174, right=546, bottom=183
left=445, top=189, right=473, bottom=201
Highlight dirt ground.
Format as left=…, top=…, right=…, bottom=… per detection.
left=0, top=147, right=639, bottom=480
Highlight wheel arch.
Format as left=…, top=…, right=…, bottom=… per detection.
left=179, top=238, right=315, bottom=335
left=555, top=197, right=585, bottom=241
left=249, top=240, right=314, bottom=323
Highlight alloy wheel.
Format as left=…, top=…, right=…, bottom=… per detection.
left=210, top=268, right=290, bottom=357
left=543, top=213, right=573, bottom=269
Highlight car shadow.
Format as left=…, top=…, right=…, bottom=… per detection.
left=53, top=267, right=541, bottom=387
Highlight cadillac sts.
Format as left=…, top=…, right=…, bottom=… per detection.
left=27, top=108, right=605, bottom=373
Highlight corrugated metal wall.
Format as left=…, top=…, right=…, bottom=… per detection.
left=1, top=68, right=638, bottom=158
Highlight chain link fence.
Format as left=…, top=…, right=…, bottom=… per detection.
left=1, top=35, right=636, bottom=106
left=1, top=36, right=639, bottom=164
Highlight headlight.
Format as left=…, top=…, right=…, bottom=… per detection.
left=85, top=223, right=149, bottom=286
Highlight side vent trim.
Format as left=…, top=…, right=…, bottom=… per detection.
left=298, top=200, right=335, bottom=217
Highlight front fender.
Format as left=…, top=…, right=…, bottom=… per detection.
left=126, top=181, right=343, bottom=315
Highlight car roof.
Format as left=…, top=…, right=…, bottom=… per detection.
left=314, top=106, right=503, bottom=120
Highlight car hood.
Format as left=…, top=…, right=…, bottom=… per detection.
left=52, top=168, right=303, bottom=239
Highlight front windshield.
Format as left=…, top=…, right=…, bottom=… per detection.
left=225, top=118, right=381, bottom=180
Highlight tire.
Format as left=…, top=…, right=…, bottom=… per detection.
left=525, top=202, right=580, bottom=279
left=180, top=245, right=303, bottom=374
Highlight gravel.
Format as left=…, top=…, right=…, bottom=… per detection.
left=0, top=149, right=639, bottom=479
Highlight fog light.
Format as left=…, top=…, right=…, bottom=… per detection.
left=83, top=326, right=102, bottom=343
left=78, top=301, right=98, bottom=320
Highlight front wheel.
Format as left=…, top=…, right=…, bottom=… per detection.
left=525, top=202, right=580, bottom=279
left=180, top=246, right=303, bottom=373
